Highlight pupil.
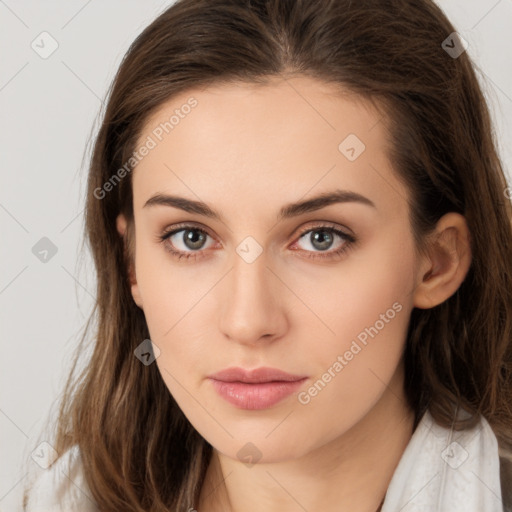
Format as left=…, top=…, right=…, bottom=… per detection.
left=311, top=230, right=333, bottom=251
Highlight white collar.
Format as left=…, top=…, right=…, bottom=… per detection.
left=381, top=408, right=504, bottom=511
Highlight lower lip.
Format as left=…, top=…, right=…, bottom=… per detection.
left=209, top=378, right=307, bottom=410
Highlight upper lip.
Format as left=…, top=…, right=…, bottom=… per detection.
left=208, top=366, right=307, bottom=383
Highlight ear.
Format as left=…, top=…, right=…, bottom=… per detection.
left=116, top=213, right=143, bottom=309
left=413, top=212, right=472, bottom=309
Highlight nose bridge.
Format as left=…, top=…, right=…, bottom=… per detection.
left=218, top=241, right=286, bottom=344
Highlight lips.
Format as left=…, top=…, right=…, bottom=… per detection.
left=208, top=366, right=308, bottom=409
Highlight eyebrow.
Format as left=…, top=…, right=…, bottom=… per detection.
left=143, top=189, right=376, bottom=222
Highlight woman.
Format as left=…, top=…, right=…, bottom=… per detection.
left=23, top=0, right=512, bottom=510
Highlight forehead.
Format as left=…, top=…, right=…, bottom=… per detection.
left=131, top=76, right=408, bottom=219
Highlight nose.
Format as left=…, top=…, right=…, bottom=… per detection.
left=218, top=248, right=288, bottom=347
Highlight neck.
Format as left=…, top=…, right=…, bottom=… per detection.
left=197, top=364, right=415, bottom=512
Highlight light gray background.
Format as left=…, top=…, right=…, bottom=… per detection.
left=1, top=1, right=511, bottom=510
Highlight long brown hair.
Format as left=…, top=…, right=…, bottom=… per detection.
left=23, top=0, right=512, bottom=510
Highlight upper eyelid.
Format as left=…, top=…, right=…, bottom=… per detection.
left=161, top=222, right=213, bottom=238
left=163, top=220, right=352, bottom=237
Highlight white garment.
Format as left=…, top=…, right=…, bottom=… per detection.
left=24, top=444, right=98, bottom=512
left=24, top=410, right=504, bottom=511
left=381, top=409, right=504, bottom=512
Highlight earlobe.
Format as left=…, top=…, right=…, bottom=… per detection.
left=116, top=213, right=144, bottom=310
left=413, top=212, right=472, bottom=310
left=116, top=213, right=127, bottom=237
left=130, top=283, right=144, bottom=310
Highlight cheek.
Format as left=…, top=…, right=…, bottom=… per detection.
left=296, top=230, right=415, bottom=417
left=290, top=224, right=415, bottom=349
left=133, top=241, right=187, bottom=347
left=333, top=231, right=414, bottom=355
left=134, top=229, right=203, bottom=330
left=133, top=240, right=223, bottom=394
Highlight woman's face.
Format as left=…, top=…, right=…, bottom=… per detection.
left=121, top=76, right=424, bottom=462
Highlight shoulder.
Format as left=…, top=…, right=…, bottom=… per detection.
left=24, top=444, right=98, bottom=512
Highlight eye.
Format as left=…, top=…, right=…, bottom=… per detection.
left=291, top=223, right=356, bottom=260
left=159, top=224, right=216, bottom=260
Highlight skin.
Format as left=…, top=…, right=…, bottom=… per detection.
left=116, top=75, right=472, bottom=512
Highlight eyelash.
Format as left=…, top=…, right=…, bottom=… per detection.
left=158, top=222, right=357, bottom=262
